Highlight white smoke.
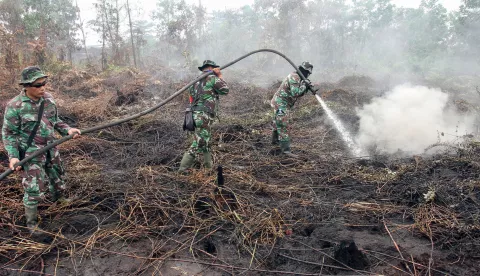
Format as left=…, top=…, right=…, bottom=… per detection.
left=356, top=84, right=475, bottom=154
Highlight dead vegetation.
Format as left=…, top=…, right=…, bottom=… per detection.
left=0, top=69, right=479, bottom=275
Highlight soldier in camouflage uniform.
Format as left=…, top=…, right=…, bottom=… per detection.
left=271, top=62, right=314, bottom=157
left=178, top=60, right=229, bottom=172
left=2, top=66, right=81, bottom=233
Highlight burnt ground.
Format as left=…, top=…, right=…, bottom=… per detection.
left=0, top=70, right=479, bottom=275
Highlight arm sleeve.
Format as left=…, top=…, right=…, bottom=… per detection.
left=53, top=105, right=71, bottom=136
left=289, top=76, right=308, bottom=97
left=212, top=76, right=229, bottom=95
left=2, top=104, right=21, bottom=159
left=54, top=120, right=71, bottom=136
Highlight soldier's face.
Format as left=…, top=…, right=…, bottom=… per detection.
left=25, top=77, right=47, bottom=101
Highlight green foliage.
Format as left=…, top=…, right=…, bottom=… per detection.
left=22, top=0, right=79, bottom=49
left=104, top=63, right=132, bottom=74
left=143, top=0, right=475, bottom=77
left=43, top=60, right=74, bottom=75
left=89, top=0, right=125, bottom=67
left=0, top=0, right=79, bottom=68
left=150, top=0, right=204, bottom=66
left=454, top=0, right=480, bottom=59
left=0, top=0, right=478, bottom=76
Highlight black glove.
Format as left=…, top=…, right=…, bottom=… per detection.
left=301, top=79, right=317, bottom=95
left=300, top=79, right=312, bottom=89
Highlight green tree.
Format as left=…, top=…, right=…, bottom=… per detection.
left=91, top=0, right=124, bottom=66
left=455, top=0, right=480, bottom=60
left=0, top=0, right=79, bottom=65
left=152, top=0, right=204, bottom=66
left=22, top=0, right=79, bottom=64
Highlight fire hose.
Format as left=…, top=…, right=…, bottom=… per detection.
left=0, top=48, right=317, bottom=180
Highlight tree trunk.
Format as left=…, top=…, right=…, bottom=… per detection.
left=102, top=0, right=118, bottom=65
left=114, top=0, right=121, bottom=65
left=126, top=0, right=137, bottom=68
left=76, top=0, right=90, bottom=64
left=102, top=11, right=107, bottom=70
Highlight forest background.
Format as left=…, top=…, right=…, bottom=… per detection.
left=0, top=0, right=478, bottom=87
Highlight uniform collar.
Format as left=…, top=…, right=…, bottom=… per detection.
left=21, top=89, right=44, bottom=104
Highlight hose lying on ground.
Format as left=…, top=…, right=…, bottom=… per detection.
left=0, top=49, right=310, bottom=180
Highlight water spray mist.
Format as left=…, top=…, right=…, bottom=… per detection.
left=315, top=94, right=365, bottom=157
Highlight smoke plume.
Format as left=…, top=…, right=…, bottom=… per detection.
left=356, top=84, right=475, bottom=154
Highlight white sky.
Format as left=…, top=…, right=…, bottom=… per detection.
left=77, top=0, right=462, bottom=45
left=391, top=0, right=462, bottom=10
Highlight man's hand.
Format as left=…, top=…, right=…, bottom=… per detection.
left=212, top=68, right=223, bottom=78
left=9, top=158, right=21, bottom=171
left=68, top=128, right=81, bottom=139
left=301, top=79, right=318, bottom=95
left=301, top=79, right=312, bottom=88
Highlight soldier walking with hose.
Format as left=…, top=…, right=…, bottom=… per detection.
left=2, top=66, right=81, bottom=233
left=178, top=60, right=229, bottom=172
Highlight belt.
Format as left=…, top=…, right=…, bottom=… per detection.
left=191, top=106, right=214, bottom=116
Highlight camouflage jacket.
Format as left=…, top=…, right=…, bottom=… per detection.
left=271, top=72, right=308, bottom=109
left=189, top=73, right=229, bottom=117
left=2, top=91, right=71, bottom=161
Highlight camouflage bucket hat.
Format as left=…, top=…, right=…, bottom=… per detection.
left=19, top=66, right=48, bottom=84
left=299, top=61, right=313, bottom=74
left=198, top=60, right=220, bottom=71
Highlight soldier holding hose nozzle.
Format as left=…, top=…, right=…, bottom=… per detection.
left=271, top=61, right=316, bottom=158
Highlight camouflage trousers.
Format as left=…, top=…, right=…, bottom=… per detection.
left=272, top=106, right=291, bottom=142
left=188, top=111, right=214, bottom=157
left=21, top=148, right=65, bottom=207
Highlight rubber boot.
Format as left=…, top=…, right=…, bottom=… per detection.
left=280, top=141, right=299, bottom=158
left=203, top=152, right=213, bottom=169
left=179, top=152, right=195, bottom=172
left=25, top=206, right=42, bottom=234
left=271, top=130, right=279, bottom=145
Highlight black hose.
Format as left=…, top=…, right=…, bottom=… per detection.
left=0, top=49, right=309, bottom=180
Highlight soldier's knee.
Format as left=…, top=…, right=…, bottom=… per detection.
left=23, top=191, right=45, bottom=206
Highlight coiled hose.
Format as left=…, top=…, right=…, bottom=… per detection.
left=0, top=49, right=310, bottom=180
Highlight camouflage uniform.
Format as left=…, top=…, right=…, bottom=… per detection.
left=179, top=60, right=229, bottom=172
left=188, top=73, right=229, bottom=156
left=2, top=91, right=71, bottom=207
left=271, top=72, right=308, bottom=143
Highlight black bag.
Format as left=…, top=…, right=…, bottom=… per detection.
left=19, top=101, right=45, bottom=160
left=183, top=107, right=195, bottom=131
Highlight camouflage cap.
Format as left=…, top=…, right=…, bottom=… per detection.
left=198, top=60, right=220, bottom=71
left=19, top=66, right=48, bottom=84
left=299, top=61, right=313, bottom=74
